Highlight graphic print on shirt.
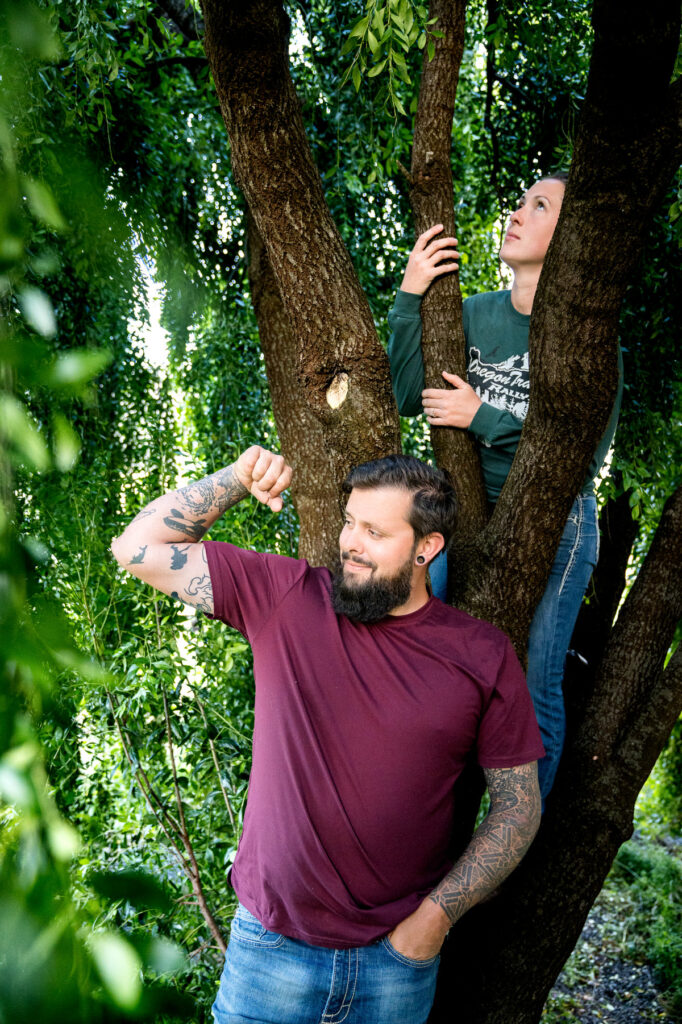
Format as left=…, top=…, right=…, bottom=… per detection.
left=467, top=347, right=530, bottom=420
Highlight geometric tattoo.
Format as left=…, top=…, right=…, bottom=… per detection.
left=428, top=761, right=541, bottom=927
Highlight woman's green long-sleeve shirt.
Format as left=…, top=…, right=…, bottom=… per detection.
left=387, top=288, right=623, bottom=503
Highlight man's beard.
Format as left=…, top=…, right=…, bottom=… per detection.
left=330, top=551, right=415, bottom=623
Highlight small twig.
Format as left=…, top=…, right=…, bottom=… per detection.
left=196, top=696, right=236, bottom=829
left=163, top=687, right=227, bottom=953
left=397, top=160, right=414, bottom=187
left=106, top=688, right=190, bottom=872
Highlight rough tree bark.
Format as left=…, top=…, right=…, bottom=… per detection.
left=408, top=0, right=488, bottom=561
left=199, top=0, right=400, bottom=493
left=246, top=211, right=341, bottom=566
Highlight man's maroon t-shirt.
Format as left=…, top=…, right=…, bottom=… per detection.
left=204, top=541, right=544, bottom=949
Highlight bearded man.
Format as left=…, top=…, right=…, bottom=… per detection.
left=111, top=445, right=543, bottom=1024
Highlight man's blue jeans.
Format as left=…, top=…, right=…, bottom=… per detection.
left=212, top=903, right=439, bottom=1024
left=430, top=493, right=599, bottom=801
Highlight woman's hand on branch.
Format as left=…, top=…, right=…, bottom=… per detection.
left=235, top=446, right=293, bottom=512
left=422, top=371, right=481, bottom=429
left=400, top=225, right=460, bottom=296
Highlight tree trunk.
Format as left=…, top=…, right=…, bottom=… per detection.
left=246, top=210, right=341, bottom=567
left=200, top=0, right=400, bottom=503
left=410, top=0, right=488, bottom=569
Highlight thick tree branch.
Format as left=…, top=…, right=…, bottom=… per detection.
left=572, top=483, right=682, bottom=765
left=246, top=208, right=341, bottom=567
left=483, top=0, right=505, bottom=216
left=199, top=0, right=400, bottom=488
left=617, top=644, right=682, bottom=795
left=411, top=0, right=487, bottom=567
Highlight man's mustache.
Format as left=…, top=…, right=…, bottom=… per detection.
left=341, top=552, right=377, bottom=570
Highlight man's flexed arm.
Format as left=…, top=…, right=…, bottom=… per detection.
left=387, top=761, right=541, bottom=960
left=110, top=446, right=292, bottom=613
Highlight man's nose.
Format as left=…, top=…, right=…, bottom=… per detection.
left=342, top=524, right=363, bottom=553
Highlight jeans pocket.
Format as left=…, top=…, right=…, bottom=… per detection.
left=231, top=903, right=285, bottom=947
left=380, top=936, right=439, bottom=969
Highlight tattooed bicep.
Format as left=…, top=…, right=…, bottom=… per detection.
left=483, top=762, right=539, bottom=811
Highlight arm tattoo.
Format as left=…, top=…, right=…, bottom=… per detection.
left=128, top=544, right=147, bottom=565
left=129, top=509, right=154, bottom=526
left=162, top=467, right=248, bottom=542
left=428, top=762, right=540, bottom=927
left=163, top=509, right=207, bottom=542
left=183, top=574, right=213, bottom=613
left=176, top=466, right=248, bottom=517
left=170, top=543, right=191, bottom=570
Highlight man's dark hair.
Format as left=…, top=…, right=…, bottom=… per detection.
left=342, top=454, right=457, bottom=546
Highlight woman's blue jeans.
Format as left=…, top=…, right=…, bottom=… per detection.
left=212, top=904, right=439, bottom=1024
left=430, top=493, right=599, bottom=801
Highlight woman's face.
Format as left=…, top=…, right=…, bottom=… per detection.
left=499, top=179, right=565, bottom=272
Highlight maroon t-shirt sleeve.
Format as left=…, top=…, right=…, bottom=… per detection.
left=203, top=540, right=308, bottom=640
left=475, top=637, right=545, bottom=767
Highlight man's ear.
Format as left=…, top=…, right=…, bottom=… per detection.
left=416, top=532, right=445, bottom=565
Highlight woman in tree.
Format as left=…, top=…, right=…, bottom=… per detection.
left=387, top=174, right=622, bottom=801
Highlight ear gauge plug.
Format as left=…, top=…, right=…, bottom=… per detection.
left=416, top=555, right=426, bottom=565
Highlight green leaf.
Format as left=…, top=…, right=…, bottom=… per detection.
left=352, top=64, right=362, bottom=92
left=53, top=648, right=111, bottom=684
left=18, top=287, right=56, bottom=337
left=138, top=935, right=187, bottom=976
left=367, top=59, right=387, bottom=78
left=47, top=819, right=81, bottom=861
left=367, top=30, right=380, bottom=56
left=52, top=413, right=81, bottom=471
left=90, top=932, right=143, bottom=1011
left=0, top=764, right=38, bottom=811
left=6, top=1, right=61, bottom=60
left=348, top=15, right=369, bottom=40
left=0, top=393, right=50, bottom=471
left=47, top=348, right=113, bottom=389
left=90, top=869, right=172, bottom=912
left=427, top=39, right=435, bottom=61
left=22, top=178, right=67, bottom=231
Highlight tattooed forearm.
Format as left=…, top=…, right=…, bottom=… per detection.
left=176, top=466, right=248, bottom=517
left=429, top=762, right=541, bottom=927
left=112, top=460, right=252, bottom=585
